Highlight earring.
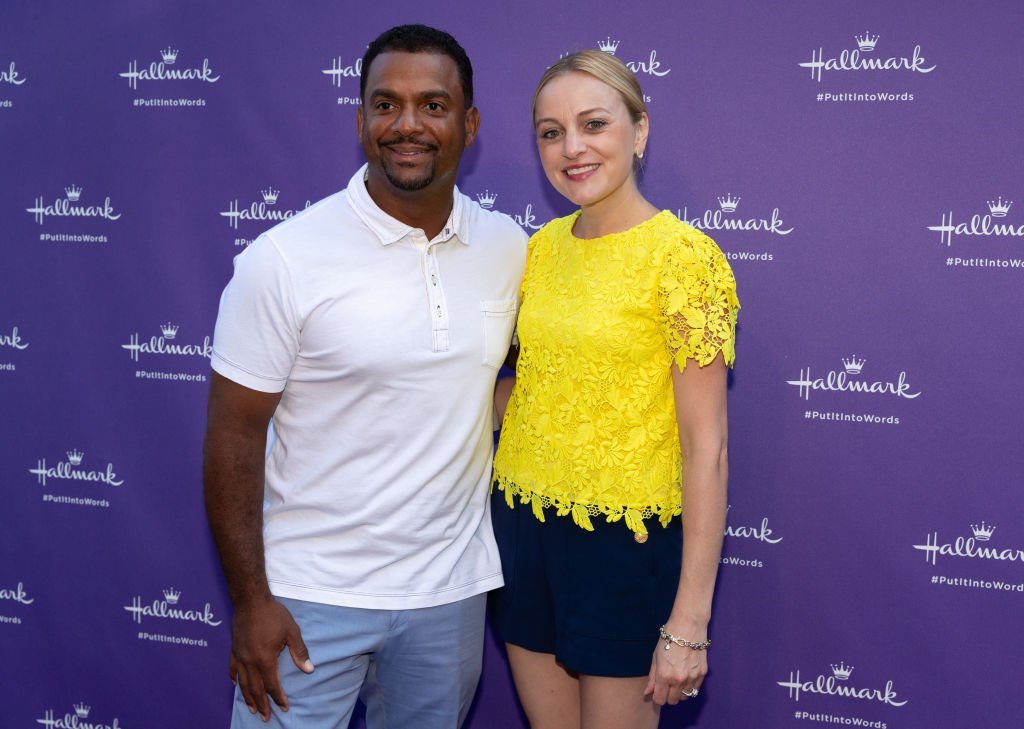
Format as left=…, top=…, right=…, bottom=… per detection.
left=637, top=150, right=645, bottom=159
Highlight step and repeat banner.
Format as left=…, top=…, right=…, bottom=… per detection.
left=2, top=1, right=1022, bottom=727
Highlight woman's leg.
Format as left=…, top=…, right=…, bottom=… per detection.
left=506, top=644, right=581, bottom=729
left=579, top=675, right=660, bottom=729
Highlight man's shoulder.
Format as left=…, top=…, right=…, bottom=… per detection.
left=460, top=194, right=528, bottom=246
left=261, top=188, right=354, bottom=245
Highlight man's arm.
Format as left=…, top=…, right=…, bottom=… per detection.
left=203, top=372, right=313, bottom=720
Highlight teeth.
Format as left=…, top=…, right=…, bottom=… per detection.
left=565, top=164, right=598, bottom=176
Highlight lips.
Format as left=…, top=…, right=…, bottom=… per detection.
left=563, top=163, right=599, bottom=180
left=382, top=140, right=437, bottom=157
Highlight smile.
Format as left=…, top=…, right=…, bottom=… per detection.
left=563, top=163, right=599, bottom=179
left=383, top=143, right=436, bottom=157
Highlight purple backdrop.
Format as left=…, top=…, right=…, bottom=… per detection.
left=3, top=1, right=1023, bottom=727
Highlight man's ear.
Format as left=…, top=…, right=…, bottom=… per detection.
left=464, top=106, right=480, bottom=148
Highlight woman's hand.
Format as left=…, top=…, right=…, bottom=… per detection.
left=643, top=624, right=708, bottom=705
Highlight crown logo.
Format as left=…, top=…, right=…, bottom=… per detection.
left=66, top=449, right=85, bottom=466
left=987, top=196, right=1012, bottom=217
left=971, top=521, right=995, bottom=541
left=161, top=47, right=179, bottom=65
left=841, top=355, right=865, bottom=375
left=160, top=322, right=179, bottom=340
left=854, top=32, right=880, bottom=52
left=830, top=662, right=854, bottom=681
left=73, top=704, right=91, bottom=719
left=476, top=190, right=497, bottom=209
left=261, top=187, right=280, bottom=205
left=65, top=185, right=83, bottom=202
left=717, top=194, right=740, bottom=213
left=163, top=587, right=181, bottom=604
left=598, top=37, right=620, bottom=56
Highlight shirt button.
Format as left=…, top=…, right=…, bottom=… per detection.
left=431, top=274, right=437, bottom=285
left=634, top=532, right=648, bottom=544
left=436, top=306, right=442, bottom=317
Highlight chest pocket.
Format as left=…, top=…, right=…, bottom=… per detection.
left=480, top=299, right=517, bottom=369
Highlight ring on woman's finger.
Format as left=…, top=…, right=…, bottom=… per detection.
left=681, top=687, right=699, bottom=698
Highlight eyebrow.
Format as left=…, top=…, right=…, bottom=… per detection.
left=534, top=107, right=614, bottom=128
left=369, top=88, right=454, bottom=101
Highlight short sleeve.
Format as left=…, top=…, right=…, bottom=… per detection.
left=657, top=232, right=739, bottom=370
left=210, top=234, right=301, bottom=392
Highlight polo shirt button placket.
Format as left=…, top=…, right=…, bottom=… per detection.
left=425, top=243, right=449, bottom=351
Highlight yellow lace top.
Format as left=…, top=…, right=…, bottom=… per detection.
left=493, top=210, right=739, bottom=534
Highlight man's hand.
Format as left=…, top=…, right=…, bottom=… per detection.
left=230, top=597, right=314, bottom=721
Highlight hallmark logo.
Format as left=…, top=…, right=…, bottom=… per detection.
left=323, top=54, right=363, bottom=87
left=513, top=205, right=543, bottom=231
left=119, top=47, right=220, bottom=91
left=854, top=32, right=880, bottom=52
left=799, top=32, right=936, bottom=83
left=476, top=190, right=496, bottom=209
left=1, top=325, right=29, bottom=350
left=928, top=196, right=1024, bottom=247
left=1, top=61, right=26, bottom=86
left=220, top=188, right=311, bottom=230
left=29, top=450, right=124, bottom=487
left=830, top=661, right=854, bottom=681
left=913, top=522, right=1024, bottom=566
left=37, top=703, right=123, bottom=729
left=593, top=37, right=670, bottom=77
left=777, top=662, right=908, bottom=706
left=724, top=505, right=783, bottom=544
left=121, top=323, right=212, bottom=363
left=472, top=188, right=542, bottom=231
left=124, top=587, right=222, bottom=627
left=786, top=355, right=921, bottom=401
left=0, top=581, right=34, bottom=605
left=678, top=194, right=794, bottom=236
left=27, top=185, right=121, bottom=226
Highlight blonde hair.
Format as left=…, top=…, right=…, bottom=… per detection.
left=532, top=50, right=647, bottom=125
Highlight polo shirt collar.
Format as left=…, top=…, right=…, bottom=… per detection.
left=346, top=163, right=471, bottom=246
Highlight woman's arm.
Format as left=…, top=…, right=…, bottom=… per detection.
left=646, top=352, right=729, bottom=705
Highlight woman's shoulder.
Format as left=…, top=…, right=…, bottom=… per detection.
left=651, top=211, right=729, bottom=266
left=526, top=211, right=579, bottom=254
left=532, top=211, right=579, bottom=238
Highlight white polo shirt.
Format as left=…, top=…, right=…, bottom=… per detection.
left=211, top=165, right=527, bottom=609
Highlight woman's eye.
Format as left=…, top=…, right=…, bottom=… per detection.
left=539, top=128, right=560, bottom=140
left=585, top=119, right=607, bottom=130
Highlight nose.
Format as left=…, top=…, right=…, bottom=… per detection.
left=394, top=105, right=423, bottom=135
left=561, top=129, right=585, bottom=159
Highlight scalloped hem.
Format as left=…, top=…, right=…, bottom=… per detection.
left=493, top=475, right=681, bottom=536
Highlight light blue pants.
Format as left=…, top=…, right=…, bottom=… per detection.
left=230, top=594, right=486, bottom=729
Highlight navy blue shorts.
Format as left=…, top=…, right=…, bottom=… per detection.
left=489, top=489, right=683, bottom=677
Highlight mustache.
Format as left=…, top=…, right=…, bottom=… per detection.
left=380, top=135, right=438, bottom=151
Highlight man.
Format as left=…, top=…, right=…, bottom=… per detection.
left=203, top=24, right=526, bottom=728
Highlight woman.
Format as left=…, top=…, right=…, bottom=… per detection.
left=491, top=50, right=739, bottom=728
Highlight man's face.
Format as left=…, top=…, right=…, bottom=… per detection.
left=358, top=51, right=477, bottom=196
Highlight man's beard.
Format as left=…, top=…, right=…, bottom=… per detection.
left=380, top=136, right=438, bottom=191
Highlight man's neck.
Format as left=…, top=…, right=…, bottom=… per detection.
left=365, top=173, right=454, bottom=240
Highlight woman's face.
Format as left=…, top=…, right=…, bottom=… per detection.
left=533, top=71, right=647, bottom=211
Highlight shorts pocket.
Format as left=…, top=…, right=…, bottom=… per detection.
left=480, top=299, right=516, bottom=368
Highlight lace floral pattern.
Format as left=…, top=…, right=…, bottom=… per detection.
left=493, top=211, right=739, bottom=534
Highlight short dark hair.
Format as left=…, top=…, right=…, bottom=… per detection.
left=360, top=24, right=474, bottom=109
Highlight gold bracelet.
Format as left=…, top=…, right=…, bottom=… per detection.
left=659, top=625, right=711, bottom=651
